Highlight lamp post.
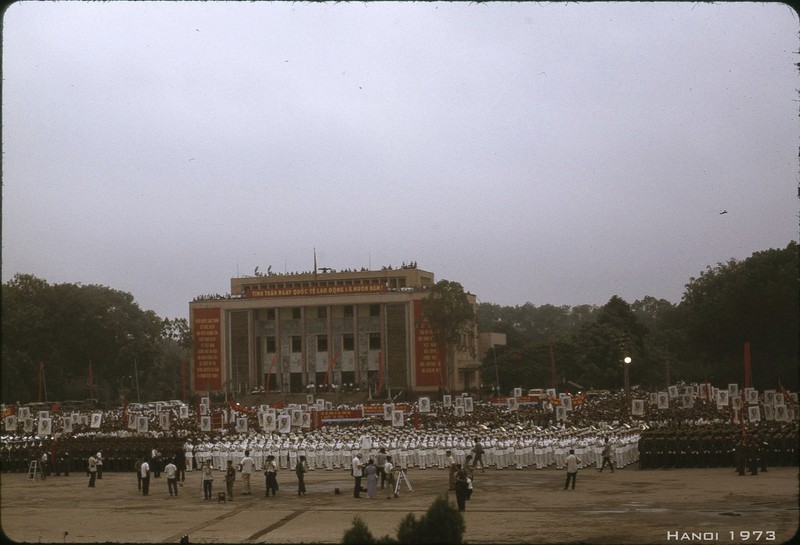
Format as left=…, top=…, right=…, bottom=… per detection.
left=623, top=356, right=632, bottom=402
left=492, top=345, right=501, bottom=396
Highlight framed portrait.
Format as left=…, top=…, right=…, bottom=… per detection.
left=236, top=417, right=248, bottom=433
left=746, top=389, right=759, bottom=405
left=562, top=396, right=573, bottom=412
left=728, top=383, right=739, bottom=397
left=748, top=405, right=761, bottom=422
left=507, top=397, right=518, bottom=411
left=392, top=410, right=404, bottom=428
left=556, top=406, right=567, bottom=421
left=179, top=405, right=189, bottom=419
left=137, top=416, right=149, bottom=433
left=631, top=399, right=644, bottom=416
left=301, top=412, right=311, bottom=428
left=200, top=416, right=212, bottom=432
left=18, top=407, right=30, bottom=420
left=716, top=390, right=729, bottom=407
left=731, top=396, right=742, bottom=410
left=4, top=415, right=17, bottom=430
left=649, top=392, right=658, bottom=405
left=668, top=385, right=679, bottom=398
left=442, top=395, right=452, bottom=407
left=454, top=396, right=464, bottom=407
left=464, top=397, right=474, bottom=413
left=657, top=393, right=669, bottom=409
left=291, top=409, right=302, bottom=427
left=128, top=413, right=137, bottom=430
left=278, top=414, right=291, bottom=434
left=90, top=412, right=103, bottom=429
left=764, top=390, right=776, bottom=406
left=775, top=393, right=785, bottom=406
left=159, top=413, right=170, bottom=431
left=514, top=387, right=522, bottom=398
left=454, top=406, right=465, bottom=417
left=418, top=397, right=431, bottom=413
left=763, top=404, right=774, bottom=421
left=23, top=418, right=34, bottom=433
left=316, top=399, right=326, bottom=410
left=547, top=388, right=556, bottom=398
left=37, top=417, right=52, bottom=436
left=62, top=417, right=73, bottom=434
left=306, top=394, right=314, bottom=405
left=682, top=394, right=694, bottom=409
left=775, top=404, right=788, bottom=422
left=38, top=410, right=49, bottom=420
left=383, top=403, right=395, bottom=420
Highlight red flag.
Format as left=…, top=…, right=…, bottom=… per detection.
left=744, top=342, right=751, bottom=389
left=377, top=351, right=384, bottom=397
left=265, top=354, right=277, bottom=392
left=50, top=402, right=62, bottom=413
left=38, top=362, right=45, bottom=402
left=325, top=351, right=341, bottom=391
left=88, top=361, right=94, bottom=399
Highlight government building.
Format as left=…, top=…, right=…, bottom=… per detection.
left=189, top=264, right=481, bottom=399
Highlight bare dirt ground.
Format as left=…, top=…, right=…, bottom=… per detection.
left=1, top=465, right=797, bottom=544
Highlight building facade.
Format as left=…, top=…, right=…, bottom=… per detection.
left=189, top=266, right=479, bottom=398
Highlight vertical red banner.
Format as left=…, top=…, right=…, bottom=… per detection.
left=413, top=300, right=444, bottom=387
left=193, top=308, right=222, bottom=391
left=744, top=342, right=751, bottom=389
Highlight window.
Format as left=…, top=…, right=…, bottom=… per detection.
left=342, top=333, right=354, bottom=351
left=292, top=307, right=302, bottom=320
left=291, top=336, right=302, bottom=353
left=266, top=308, right=276, bottom=321
left=266, top=336, right=276, bottom=353
left=369, top=332, right=381, bottom=350
left=317, top=335, right=328, bottom=352
left=369, top=304, right=380, bottom=317
left=343, top=305, right=354, bottom=318
left=317, top=307, right=327, bottom=319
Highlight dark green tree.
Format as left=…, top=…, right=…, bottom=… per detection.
left=678, top=241, right=799, bottom=388
left=421, top=280, right=476, bottom=393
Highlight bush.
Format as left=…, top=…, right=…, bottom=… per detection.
left=342, top=494, right=465, bottom=544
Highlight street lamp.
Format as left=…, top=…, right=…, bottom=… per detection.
left=623, top=356, right=632, bottom=401
left=492, top=345, right=500, bottom=396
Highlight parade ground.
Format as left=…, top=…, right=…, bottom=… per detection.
left=1, top=466, right=798, bottom=544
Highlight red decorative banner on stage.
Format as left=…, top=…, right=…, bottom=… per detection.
left=193, top=307, right=222, bottom=390
left=413, top=300, right=444, bottom=387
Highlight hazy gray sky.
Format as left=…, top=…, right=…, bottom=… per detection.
left=3, top=2, right=798, bottom=321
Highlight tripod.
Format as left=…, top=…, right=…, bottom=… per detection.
left=394, top=468, right=414, bottom=497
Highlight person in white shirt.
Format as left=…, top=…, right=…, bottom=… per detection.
left=384, top=455, right=396, bottom=499
left=164, top=458, right=178, bottom=496
left=351, top=453, right=364, bottom=498
left=240, top=450, right=255, bottom=495
left=564, top=449, right=582, bottom=490
left=140, top=459, right=151, bottom=496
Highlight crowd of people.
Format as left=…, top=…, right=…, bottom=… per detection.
left=1, top=386, right=797, bottom=502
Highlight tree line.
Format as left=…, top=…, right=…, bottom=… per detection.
left=477, top=241, right=798, bottom=393
left=2, top=241, right=796, bottom=404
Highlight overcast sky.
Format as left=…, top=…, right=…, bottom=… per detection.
left=3, top=2, right=798, bottom=321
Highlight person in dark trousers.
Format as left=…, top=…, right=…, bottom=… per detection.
left=599, top=438, right=614, bottom=473
left=225, top=460, right=236, bottom=500
left=454, top=463, right=469, bottom=512
left=264, top=455, right=279, bottom=497
left=295, top=455, right=307, bottom=496
left=134, top=456, right=144, bottom=491
left=140, top=459, right=151, bottom=496
left=351, top=453, right=364, bottom=498
left=564, top=449, right=582, bottom=490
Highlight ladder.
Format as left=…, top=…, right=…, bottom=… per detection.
left=394, top=468, right=414, bottom=497
left=27, top=460, right=42, bottom=481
